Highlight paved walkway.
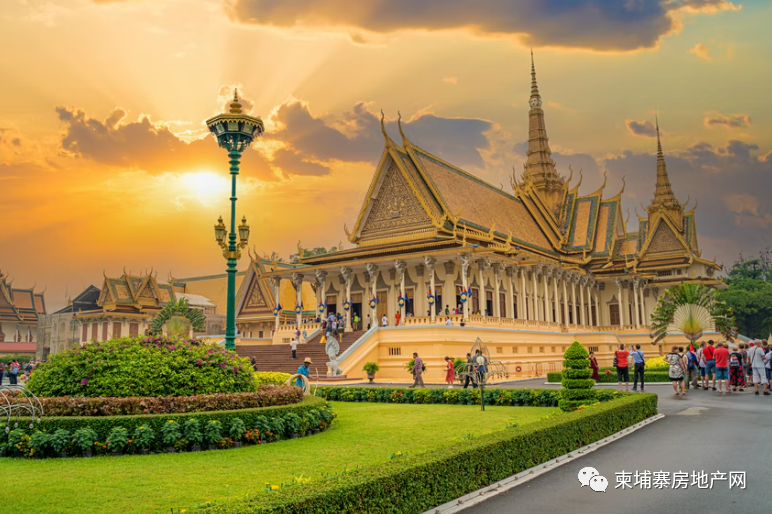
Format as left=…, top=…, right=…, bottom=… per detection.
left=461, top=379, right=772, bottom=514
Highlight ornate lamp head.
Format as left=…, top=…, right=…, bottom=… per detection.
left=214, top=216, right=227, bottom=248
left=205, top=89, right=264, bottom=152
left=238, top=216, right=250, bottom=248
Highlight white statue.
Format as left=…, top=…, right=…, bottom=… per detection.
left=325, top=335, right=342, bottom=376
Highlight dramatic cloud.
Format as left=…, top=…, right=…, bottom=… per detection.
left=626, top=119, right=657, bottom=138
left=267, top=100, right=494, bottom=170
left=225, top=0, right=740, bottom=51
left=55, top=105, right=280, bottom=181
left=690, top=42, right=712, bottom=60
left=703, top=112, right=752, bottom=129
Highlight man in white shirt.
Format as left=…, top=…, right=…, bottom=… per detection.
left=381, top=315, right=388, bottom=327
left=747, top=342, right=769, bottom=395
left=445, top=317, right=453, bottom=326
left=290, top=337, right=298, bottom=359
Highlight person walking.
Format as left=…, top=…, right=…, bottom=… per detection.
left=740, top=343, right=752, bottom=385
left=395, top=310, right=401, bottom=327
left=747, top=342, right=770, bottom=395
left=366, top=314, right=371, bottom=330
left=444, top=356, right=455, bottom=388
left=729, top=344, right=746, bottom=392
left=589, top=351, right=599, bottom=382
left=0, top=361, right=5, bottom=386
left=353, top=313, right=360, bottom=331
left=444, top=305, right=450, bottom=316
left=250, top=357, right=258, bottom=372
left=381, top=314, right=388, bottom=327
left=714, top=342, right=730, bottom=394
left=462, top=353, right=477, bottom=389
left=703, top=340, right=717, bottom=390
left=631, top=344, right=645, bottom=392
left=665, top=346, right=685, bottom=395
left=410, top=352, right=425, bottom=388
left=697, top=341, right=707, bottom=388
left=614, top=343, right=630, bottom=392
left=685, top=345, right=700, bottom=390
left=290, top=337, right=298, bottom=359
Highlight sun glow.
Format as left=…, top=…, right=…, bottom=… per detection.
left=182, top=172, right=230, bottom=202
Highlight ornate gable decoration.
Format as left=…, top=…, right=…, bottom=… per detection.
left=646, top=221, right=687, bottom=255
left=361, top=160, right=432, bottom=237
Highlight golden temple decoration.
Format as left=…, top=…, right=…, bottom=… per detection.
left=343, top=222, right=354, bottom=243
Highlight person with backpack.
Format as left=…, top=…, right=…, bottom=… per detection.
left=665, top=346, right=685, bottom=396
left=8, top=359, right=20, bottom=385
left=747, top=341, right=770, bottom=395
left=685, top=345, right=700, bottom=390
left=729, top=344, right=746, bottom=392
left=631, top=344, right=645, bottom=392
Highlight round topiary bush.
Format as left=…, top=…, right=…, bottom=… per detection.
left=559, top=341, right=595, bottom=412
left=27, top=336, right=256, bottom=397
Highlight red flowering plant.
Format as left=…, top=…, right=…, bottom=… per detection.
left=604, top=369, right=611, bottom=375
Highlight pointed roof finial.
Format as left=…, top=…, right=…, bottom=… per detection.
left=530, top=48, right=540, bottom=100
left=656, top=113, right=663, bottom=158
left=229, top=88, right=243, bottom=115
left=380, top=109, right=386, bottom=137
left=397, top=111, right=408, bottom=145
left=649, top=114, right=680, bottom=213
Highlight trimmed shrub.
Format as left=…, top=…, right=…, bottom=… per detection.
left=317, top=387, right=565, bottom=407
left=27, top=336, right=256, bottom=398
left=6, top=386, right=302, bottom=417
left=559, top=341, right=594, bottom=411
left=194, top=394, right=658, bottom=514
left=254, top=372, right=292, bottom=386
left=548, top=371, right=671, bottom=383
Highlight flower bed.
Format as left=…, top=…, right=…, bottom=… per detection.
left=27, top=336, right=255, bottom=398
left=254, top=372, right=292, bottom=386
left=195, top=393, right=657, bottom=513
left=318, top=386, right=621, bottom=406
left=0, top=396, right=334, bottom=459
left=547, top=371, right=671, bottom=383
left=3, top=385, right=302, bottom=416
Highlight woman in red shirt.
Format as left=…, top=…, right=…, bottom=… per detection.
left=615, top=343, right=630, bottom=392
left=444, top=356, right=455, bottom=389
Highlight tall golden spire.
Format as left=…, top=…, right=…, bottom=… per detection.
left=648, top=117, right=683, bottom=226
left=523, top=50, right=563, bottom=213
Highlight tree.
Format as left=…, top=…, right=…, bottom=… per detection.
left=559, top=341, right=595, bottom=412
left=716, top=251, right=772, bottom=338
left=150, top=297, right=207, bottom=336
left=289, top=246, right=340, bottom=264
left=651, top=283, right=736, bottom=345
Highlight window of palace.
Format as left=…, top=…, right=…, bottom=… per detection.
left=539, top=346, right=545, bottom=353
left=512, top=346, right=519, bottom=353
left=82, top=324, right=88, bottom=342
left=527, top=346, right=533, bottom=354
left=129, top=322, right=139, bottom=337
left=657, top=270, right=673, bottom=277
left=589, top=346, right=599, bottom=353
left=496, top=346, right=503, bottom=354
left=113, top=322, right=122, bottom=338
left=388, top=347, right=401, bottom=356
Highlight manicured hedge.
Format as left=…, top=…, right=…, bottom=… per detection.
left=27, top=336, right=255, bottom=398
left=547, top=371, right=671, bottom=383
left=4, top=385, right=302, bottom=416
left=194, top=393, right=658, bottom=513
left=254, top=372, right=292, bottom=386
left=1, top=395, right=329, bottom=456
left=317, top=386, right=621, bottom=406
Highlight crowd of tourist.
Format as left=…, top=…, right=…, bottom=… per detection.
left=0, top=358, right=41, bottom=385
left=610, top=340, right=772, bottom=396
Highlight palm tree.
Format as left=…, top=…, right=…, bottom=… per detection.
left=150, top=297, right=207, bottom=336
left=650, top=283, right=736, bottom=344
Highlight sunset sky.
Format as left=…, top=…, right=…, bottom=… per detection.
left=1, top=0, right=771, bottom=311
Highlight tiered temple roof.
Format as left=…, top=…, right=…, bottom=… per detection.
left=294, top=54, right=719, bottom=284
left=98, top=271, right=175, bottom=313
left=0, top=270, right=46, bottom=326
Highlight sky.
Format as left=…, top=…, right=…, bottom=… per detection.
left=1, top=0, right=771, bottom=312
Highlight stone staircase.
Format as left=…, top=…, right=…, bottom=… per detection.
left=237, top=331, right=364, bottom=377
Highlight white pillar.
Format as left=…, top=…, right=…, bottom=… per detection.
left=633, top=277, right=641, bottom=328
left=594, top=285, right=601, bottom=326
left=493, top=263, right=502, bottom=318
left=425, top=256, right=437, bottom=322
left=579, top=277, right=586, bottom=326
left=291, top=273, right=304, bottom=329
left=367, top=263, right=378, bottom=327
left=507, top=267, right=515, bottom=318
left=542, top=267, right=551, bottom=323
left=615, top=278, right=625, bottom=327
left=477, top=258, right=489, bottom=317
left=639, top=280, right=647, bottom=326
left=532, top=267, right=540, bottom=321
left=395, top=260, right=406, bottom=323
left=460, top=254, right=471, bottom=320
left=315, top=270, right=327, bottom=320
left=561, top=272, right=569, bottom=325
left=341, top=267, right=353, bottom=332
left=586, top=281, right=593, bottom=326
left=571, top=275, right=578, bottom=325
left=519, top=266, right=527, bottom=320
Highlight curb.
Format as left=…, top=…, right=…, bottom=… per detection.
left=423, top=413, right=666, bottom=514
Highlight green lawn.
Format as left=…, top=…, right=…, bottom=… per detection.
left=4, top=402, right=558, bottom=514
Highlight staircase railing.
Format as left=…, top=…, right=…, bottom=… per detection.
left=336, top=325, right=378, bottom=364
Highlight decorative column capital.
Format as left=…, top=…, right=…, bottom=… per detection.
left=268, top=277, right=279, bottom=290
left=444, top=261, right=456, bottom=275
left=366, top=263, right=379, bottom=281
left=314, top=269, right=327, bottom=285
left=291, top=272, right=304, bottom=288
left=340, top=267, right=353, bottom=283
left=460, top=253, right=472, bottom=273
left=394, top=260, right=407, bottom=278
left=423, top=256, right=436, bottom=271
left=494, top=262, right=507, bottom=278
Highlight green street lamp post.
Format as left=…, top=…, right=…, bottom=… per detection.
left=206, top=90, right=264, bottom=350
